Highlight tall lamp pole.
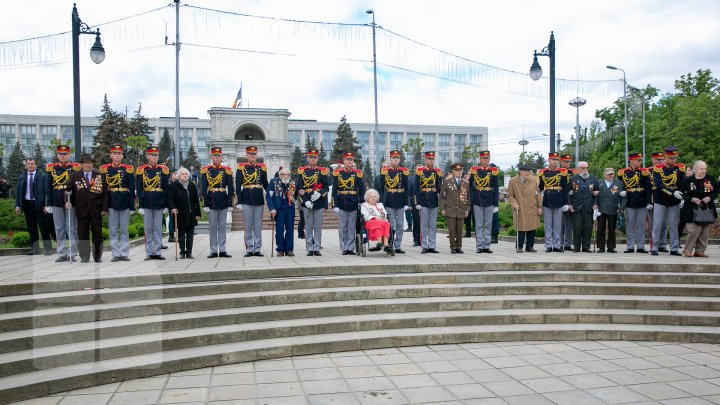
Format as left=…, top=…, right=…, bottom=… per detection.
left=529, top=31, right=556, bottom=153
left=72, top=3, right=105, bottom=162
left=569, top=97, right=586, bottom=166
left=629, top=86, right=646, bottom=167
left=174, top=0, right=181, bottom=168
left=366, top=9, right=379, bottom=169
left=607, top=65, right=628, bottom=168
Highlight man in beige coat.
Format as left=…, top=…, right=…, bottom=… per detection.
left=439, top=163, right=471, bottom=253
left=507, top=164, right=543, bottom=253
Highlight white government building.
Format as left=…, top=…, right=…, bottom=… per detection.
left=1, top=108, right=488, bottom=175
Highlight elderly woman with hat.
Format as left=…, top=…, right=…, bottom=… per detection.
left=507, top=164, right=542, bottom=253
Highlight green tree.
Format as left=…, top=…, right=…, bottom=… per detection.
left=7, top=141, right=25, bottom=183
left=182, top=143, right=201, bottom=169
left=93, top=94, right=128, bottom=165
left=290, top=146, right=305, bottom=179
left=331, top=116, right=362, bottom=168
left=48, top=138, right=74, bottom=163
left=158, top=128, right=175, bottom=167
left=401, top=137, right=424, bottom=169
left=459, top=144, right=480, bottom=168
left=318, top=143, right=330, bottom=168
left=32, top=142, right=46, bottom=169
left=0, top=143, right=6, bottom=179
left=362, top=158, right=374, bottom=190
left=125, top=135, right=149, bottom=168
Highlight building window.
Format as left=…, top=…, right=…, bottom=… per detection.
left=469, top=134, right=481, bottom=146
left=41, top=126, right=57, bottom=161
left=322, top=131, right=334, bottom=159
left=423, top=133, right=436, bottom=150
left=0, top=125, right=14, bottom=150
left=374, top=131, right=386, bottom=163
left=439, top=133, right=451, bottom=153
left=288, top=130, right=301, bottom=148
left=20, top=125, right=36, bottom=155
left=356, top=131, right=369, bottom=157
left=197, top=128, right=211, bottom=166
left=304, top=130, right=319, bottom=149
left=82, top=127, right=95, bottom=152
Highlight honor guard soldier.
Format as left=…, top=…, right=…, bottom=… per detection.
left=559, top=154, right=576, bottom=250
left=100, top=144, right=135, bottom=262
left=468, top=150, right=499, bottom=253
left=618, top=153, right=652, bottom=253
left=45, top=144, right=80, bottom=262
left=413, top=151, right=443, bottom=254
left=538, top=152, right=570, bottom=252
left=377, top=150, right=410, bottom=253
left=296, top=148, right=330, bottom=256
left=648, top=151, right=667, bottom=251
left=137, top=145, right=170, bottom=260
left=203, top=147, right=235, bottom=258
left=68, top=154, right=108, bottom=263
left=235, top=146, right=268, bottom=257
left=332, top=152, right=365, bottom=255
left=651, top=145, right=686, bottom=256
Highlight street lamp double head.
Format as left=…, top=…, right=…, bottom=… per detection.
left=366, top=9, right=379, bottom=170
left=529, top=31, right=556, bottom=153
left=72, top=3, right=105, bottom=161
left=569, top=96, right=586, bottom=166
left=606, top=65, right=628, bottom=168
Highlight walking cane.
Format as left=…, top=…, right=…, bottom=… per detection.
left=173, top=211, right=179, bottom=261
left=592, top=215, right=597, bottom=253
left=271, top=212, right=275, bottom=257
left=65, top=191, right=73, bottom=263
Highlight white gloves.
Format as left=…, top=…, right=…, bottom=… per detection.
left=235, top=204, right=243, bottom=211
left=593, top=209, right=601, bottom=221
left=673, top=191, right=683, bottom=200
left=404, top=205, right=410, bottom=211
left=646, top=204, right=653, bottom=210
left=493, top=206, right=499, bottom=213
left=568, top=190, right=574, bottom=196
left=138, top=208, right=145, bottom=216
left=227, top=206, right=233, bottom=211
left=203, top=207, right=210, bottom=213
left=45, top=206, right=53, bottom=214
left=310, top=191, right=320, bottom=202
left=561, top=205, right=570, bottom=212
left=305, top=201, right=314, bottom=209
left=679, top=199, right=685, bottom=209
left=333, top=207, right=340, bottom=214
left=415, top=205, right=421, bottom=210
left=129, top=210, right=135, bottom=215
left=619, top=191, right=627, bottom=197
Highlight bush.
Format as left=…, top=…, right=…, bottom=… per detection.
left=11, top=231, right=31, bottom=248
left=102, top=228, right=109, bottom=241
left=129, top=223, right=144, bottom=239
left=0, top=199, right=28, bottom=233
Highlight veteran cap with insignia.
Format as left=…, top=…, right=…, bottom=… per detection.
left=664, top=145, right=679, bottom=157
left=450, top=163, right=464, bottom=171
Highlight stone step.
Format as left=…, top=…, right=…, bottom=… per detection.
left=3, top=295, right=720, bottom=354
left=2, top=271, right=719, bottom=313
left=1, top=323, right=719, bottom=404
left=2, top=308, right=720, bottom=379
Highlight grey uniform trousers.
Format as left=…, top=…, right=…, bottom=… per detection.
left=242, top=205, right=263, bottom=253
left=143, top=209, right=164, bottom=256
left=652, top=203, right=680, bottom=252
left=386, top=207, right=405, bottom=249
left=419, top=207, right=438, bottom=249
left=473, top=205, right=494, bottom=250
left=543, top=207, right=563, bottom=249
left=303, top=207, right=324, bottom=252
left=338, top=209, right=356, bottom=252
left=52, top=206, right=78, bottom=258
left=208, top=208, right=228, bottom=254
left=625, top=207, right=647, bottom=250
left=108, top=208, right=130, bottom=258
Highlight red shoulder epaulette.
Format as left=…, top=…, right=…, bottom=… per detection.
left=639, top=167, right=650, bottom=175
left=617, top=168, right=627, bottom=176
left=537, top=168, right=545, bottom=176
left=257, top=163, right=267, bottom=171
left=676, top=163, right=686, bottom=172
left=45, top=163, right=57, bottom=172
left=159, top=165, right=169, bottom=175
left=401, top=167, right=409, bottom=176
left=380, top=168, right=388, bottom=175
left=415, top=167, right=424, bottom=175
left=236, top=163, right=247, bottom=170
left=224, top=166, right=233, bottom=175
left=434, top=168, right=443, bottom=176
left=654, top=164, right=665, bottom=173
left=71, top=162, right=81, bottom=171
left=319, top=166, right=329, bottom=175
left=123, top=164, right=135, bottom=174
left=297, top=166, right=306, bottom=175
left=135, top=165, right=146, bottom=174
left=332, top=168, right=342, bottom=176
left=559, top=168, right=568, bottom=176
left=468, top=166, right=478, bottom=175
left=354, top=169, right=363, bottom=178
left=490, top=166, right=499, bottom=175
left=99, top=163, right=111, bottom=174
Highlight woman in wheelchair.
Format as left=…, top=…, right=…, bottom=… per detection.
left=361, top=189, right=392, bottom=253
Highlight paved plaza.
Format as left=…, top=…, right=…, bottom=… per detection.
left=2, top=230, right=720, bottom=405
left=11, top=340, right=720, bottom=405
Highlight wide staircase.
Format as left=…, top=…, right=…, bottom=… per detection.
left=0, top=262, right=719, bottom=403
left=231, top=207, right=339, bottom=231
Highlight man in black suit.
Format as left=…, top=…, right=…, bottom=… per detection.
left=67, top=154, right=108, bottom=263
left=15, top=158, right=52, bottom=255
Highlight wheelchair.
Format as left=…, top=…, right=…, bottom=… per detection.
left=355, top=205, right=395, bottom=257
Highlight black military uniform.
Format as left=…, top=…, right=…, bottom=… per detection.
left=538, top=152, right=570, bottom=252
left=295, top=148, right=330, bottom=255
left=618, top=152, right=652, bottom=253
left=100, top=144, right=135, bottom=261
left=651, top=146, right=686, bottom=255
left=413, top=151, right=443, bottom=252
left=332, top=152, right=365, bottom=254
left=378, top=150, right=410, bottom=252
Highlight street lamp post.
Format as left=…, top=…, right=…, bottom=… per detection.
left=569, top=97, right=586, bottom=166
left=529, top=31, right=556, bottom=153
left=72, top=3, right=105, bottom=162
left=366, top=9, right=379, bottom=170
left=629, top=86, right=647, bottom=167
left=607, top=65, right=628, bottom=168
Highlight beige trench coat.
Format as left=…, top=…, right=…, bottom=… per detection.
left=506, top=175, right=542, bottom=231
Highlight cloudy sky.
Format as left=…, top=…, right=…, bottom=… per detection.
left=2, top=0, right=719, bottom=168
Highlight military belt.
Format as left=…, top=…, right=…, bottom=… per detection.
left=53, top=185, right=68, bottom=190
left=544, top=186, right=562, bottom=191
left=338, top=191, right=357, bottom=195
left=242, top=185, right=263, bottom=189
left=626, top=187, right=645, bottom=192
left=109, top=187, right=129, bottom=192
left=386, top=189, right=405, bottom=193
left=207, top=187, right=226, bottom=192
left=143, top=188, right=164, bottom=192
left=475, top=187, right=493, bottom=191
left=419, top=188, right=435, bottom=192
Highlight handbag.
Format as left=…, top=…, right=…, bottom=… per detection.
left=693, top=205, right=715, bottom=225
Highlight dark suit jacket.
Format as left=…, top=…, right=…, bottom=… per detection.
left=15, top=170, right=49, bottom=211
left=69, top=170, right=108, bottom=218
left=597, top=178, right=625, bottom=215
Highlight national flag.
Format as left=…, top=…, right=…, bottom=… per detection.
left=231, top=84, right=242, bottom=108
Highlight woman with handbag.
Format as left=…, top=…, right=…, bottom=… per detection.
left=680, top=161, right=718, bottom=258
